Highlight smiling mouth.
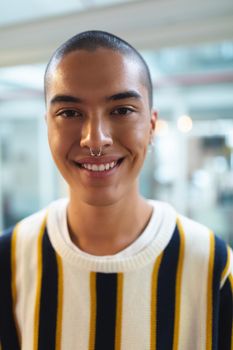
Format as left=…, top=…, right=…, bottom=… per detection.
left=74, top=158, right=124, bottom=172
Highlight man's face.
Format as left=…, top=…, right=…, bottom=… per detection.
left=45, top=48, right=156, bottom=206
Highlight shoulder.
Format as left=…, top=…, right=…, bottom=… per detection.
left=177, top=213, right=232, bottom=288
left=148, top=199, right=211, bottom=244
left=0, top=198, right=67, bottom=241
left=0, top=208, right=47, bottom=264
left=177, top=214, right=212, bottom=256
left=0, top=207, right=47, bottom=241
left=148, top=200, right=232, bottom=287
left=0, top=198, right=67, bottom=270
left=0, top=199, right=64, bottom=251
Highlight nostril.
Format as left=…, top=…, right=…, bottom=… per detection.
left=80, top=136, right=113, bottom=150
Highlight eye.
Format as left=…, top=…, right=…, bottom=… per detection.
left=56, top=109, right=82, bottom=119
left=111, top=107, right=134, bottom=116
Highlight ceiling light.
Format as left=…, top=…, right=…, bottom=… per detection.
left=177, top=115, right=193, bottom=133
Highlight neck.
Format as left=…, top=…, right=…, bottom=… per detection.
left=67, top=192, right=152, bottom=256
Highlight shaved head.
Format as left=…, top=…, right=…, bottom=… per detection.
left=44, top=30, right=153, bottom=108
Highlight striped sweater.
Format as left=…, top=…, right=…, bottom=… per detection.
left=0, top=199, right=232, bottom=350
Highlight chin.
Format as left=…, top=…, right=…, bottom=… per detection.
left=69, top=179, right=138, bottom=208
left=77, top=186, right=126, bottom=208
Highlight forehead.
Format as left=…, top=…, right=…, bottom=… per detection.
left=46, top=48, right=148, bottom=103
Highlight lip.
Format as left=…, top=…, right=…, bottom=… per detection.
left=73, top=155, right=122, bottom=165
left=71, top=156, right=124, bottom=178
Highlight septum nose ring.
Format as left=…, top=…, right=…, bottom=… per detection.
left=89, top=147, right=102, bottom=157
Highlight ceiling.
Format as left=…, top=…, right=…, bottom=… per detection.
left=0, top=0, right=233, bottom=66
left=1, top=0, right=137, bottom=27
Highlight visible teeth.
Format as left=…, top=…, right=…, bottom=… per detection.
left=92, top=164, right=98, bottom=171
left=99, top=164, right=105, bottom=171
left=81, top=161, right=117, bottom=172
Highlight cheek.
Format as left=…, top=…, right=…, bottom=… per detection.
left=47, top=119, right=79, bottom=157
left=47, top=126, right=59, bottom=153
left=119, top=122, right=150, bottom=153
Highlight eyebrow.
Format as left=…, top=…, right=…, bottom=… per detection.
left=50, top=95, right=83, bottom=105
left=106, top=90, right=142, bottom=101
left=49, top=90, right=142, bottom=105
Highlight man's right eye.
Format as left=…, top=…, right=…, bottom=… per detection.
left=57, top=110, right=81, bottom=118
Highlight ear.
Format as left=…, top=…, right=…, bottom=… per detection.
left=44, top=113, right=48, bottom=124
left=149, top=110, right=157, bottom=140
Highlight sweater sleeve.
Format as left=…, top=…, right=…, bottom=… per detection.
left=218, top=246, right=233, bottom=350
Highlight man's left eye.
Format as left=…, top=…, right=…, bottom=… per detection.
left=112, top=107, right=134, bottom=116
left=57, top=109, right=81, bottom=118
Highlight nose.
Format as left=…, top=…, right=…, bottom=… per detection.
left=80, top=117, right=113, bottom=151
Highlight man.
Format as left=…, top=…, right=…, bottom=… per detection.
left=0, top=30, right=232, bottom=350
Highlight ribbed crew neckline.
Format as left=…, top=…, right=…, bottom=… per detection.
left=47, top=198, right=177, bottom=272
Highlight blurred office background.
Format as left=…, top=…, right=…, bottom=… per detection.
left=0, top=0, right=233, bottom=246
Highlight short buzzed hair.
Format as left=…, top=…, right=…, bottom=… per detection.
left=44, top=30, right=153, bottom=108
